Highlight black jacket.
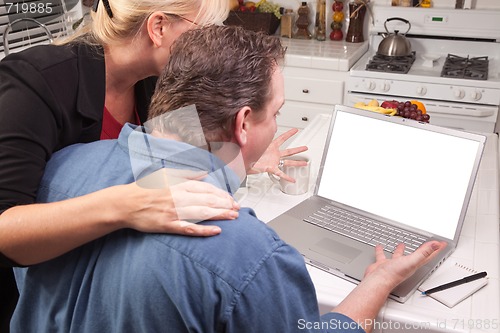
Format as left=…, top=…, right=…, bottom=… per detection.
left=0, top=42, right=156, bottom=332
left=0, top=42, right=157, bottom=266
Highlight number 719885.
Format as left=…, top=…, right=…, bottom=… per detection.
left=6, top=2, right=53, bottom=14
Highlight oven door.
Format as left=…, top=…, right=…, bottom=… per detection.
left=346, top=92, right=499, bottom=133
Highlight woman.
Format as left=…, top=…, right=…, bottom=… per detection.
left=0, top=0, right=306, bottom=329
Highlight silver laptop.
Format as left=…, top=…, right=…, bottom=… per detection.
left=267, top=105, right=486, bottom=303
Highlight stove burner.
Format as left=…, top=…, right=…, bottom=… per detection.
left=365, top=52, right=416, bottom=74
left=441, top=54, right=488, bottom=80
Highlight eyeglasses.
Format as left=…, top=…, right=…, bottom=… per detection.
left=92, top=0, right=114, bottom=18
left=164, top=13, right=200, bottom=27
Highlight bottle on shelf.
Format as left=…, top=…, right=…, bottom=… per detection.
left=330, top=0, right=344, bottom=41
left=280, top=9, right=294, bottom=38
left=315, top=0, right=326, bottom=41
left=420, top=0, right=432, bottom=8
left=295, top=2, right=311, bottom=39
left=346, top=0, right=366, bottom=43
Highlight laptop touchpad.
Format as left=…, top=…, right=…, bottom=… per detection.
left=310, top=238, right=362, bottom=264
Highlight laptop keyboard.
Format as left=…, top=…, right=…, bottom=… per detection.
left=304, top=205, right=428, bottom=255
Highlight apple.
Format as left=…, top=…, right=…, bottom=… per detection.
left=380, top=100, right=399, bottom=109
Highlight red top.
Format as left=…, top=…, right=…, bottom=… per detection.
left=100, top=106, right=141, bottom=140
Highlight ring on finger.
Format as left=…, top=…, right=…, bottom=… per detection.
left=278, top=159, right=285, bottom=169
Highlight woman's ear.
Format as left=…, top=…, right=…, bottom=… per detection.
left=146, top=12, right=168, bottom=48
left=233, top=107, right=252, bottom=147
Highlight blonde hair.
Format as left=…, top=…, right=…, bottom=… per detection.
left=59, top=0, right=229, bottom=46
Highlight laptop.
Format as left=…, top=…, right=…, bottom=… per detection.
left=267, top=105, right=486, bottom=303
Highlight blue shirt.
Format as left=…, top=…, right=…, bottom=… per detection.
left=12, top=124, right=365, bottom=333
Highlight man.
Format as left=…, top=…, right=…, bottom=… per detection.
left=12, top=26, right=445, bottom=333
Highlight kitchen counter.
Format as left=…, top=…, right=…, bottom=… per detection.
left=281, top=38, right=369, bottom=71
left=238, top=113, right=500, bottom=333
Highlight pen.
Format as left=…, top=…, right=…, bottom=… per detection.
left=421, top=271, right=487, bottom=295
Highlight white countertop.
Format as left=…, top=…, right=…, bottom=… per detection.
left=281, top=38, right=369, bottom=71
left=238, top=113, right=500, bottom=333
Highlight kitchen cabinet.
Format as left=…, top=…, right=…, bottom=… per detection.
left=280, top=67, right=347, bottom=129
left=279, top=39, right=368, bottom=130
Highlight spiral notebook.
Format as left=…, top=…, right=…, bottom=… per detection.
left=418, top=262, right=488, bottom=307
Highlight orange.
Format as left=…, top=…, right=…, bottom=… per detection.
left=410, top=100, right=426, bottom=114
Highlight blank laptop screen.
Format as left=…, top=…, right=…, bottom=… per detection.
left=317, top=110, right=481, bottom=240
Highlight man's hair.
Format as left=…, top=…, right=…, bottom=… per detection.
left=147, top=25, right=286, bottom=146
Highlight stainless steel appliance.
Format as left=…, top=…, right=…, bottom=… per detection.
left=347, top=6, right=500, bottom=133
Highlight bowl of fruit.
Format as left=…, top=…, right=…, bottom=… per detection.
left=225, top=0, right=281, bottom=35
left=354, top=99, right=430, bottom=123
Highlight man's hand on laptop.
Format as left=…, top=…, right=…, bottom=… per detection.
left=332, top=241, right=447, bottom=333
left=364, top=241, right=448, bottom=291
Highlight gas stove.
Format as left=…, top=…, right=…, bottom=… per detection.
left=348, top=6, right=500, bottom=133
left=366, top=52, right=416, bottom=74
left=440, top=54, right=489, bottom=80
left=366, top=52, right=489, bottom=80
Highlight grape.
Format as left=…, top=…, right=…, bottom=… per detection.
left=258, top=1, right=281, bottom=18
left=384, top=99, right=430, bottom=123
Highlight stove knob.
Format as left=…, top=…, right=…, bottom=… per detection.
left=364, top=80, right=376, bottom=91
left=471, top=90, right=482, bottom=101
left=416, top=86, right=427, bottom=96
left=454, top=89, right=465, bottom=100
left=380, top=82, right=390, bottom=92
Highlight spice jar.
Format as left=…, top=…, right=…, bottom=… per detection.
left=280, top=9, right=294, bottom=38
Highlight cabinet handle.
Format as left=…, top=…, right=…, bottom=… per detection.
left=301, top=116, right=308, bottom=121
left=302, top=89, right=309, bottom=94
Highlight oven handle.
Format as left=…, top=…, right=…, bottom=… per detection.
left=426, top=105, right=495, bottom=117
left=346, top=93, right=497, bottom=118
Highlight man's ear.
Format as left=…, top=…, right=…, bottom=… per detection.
left=146, top=12, right=168, bottom=48
left=233, top=107, right=252, bottom=147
